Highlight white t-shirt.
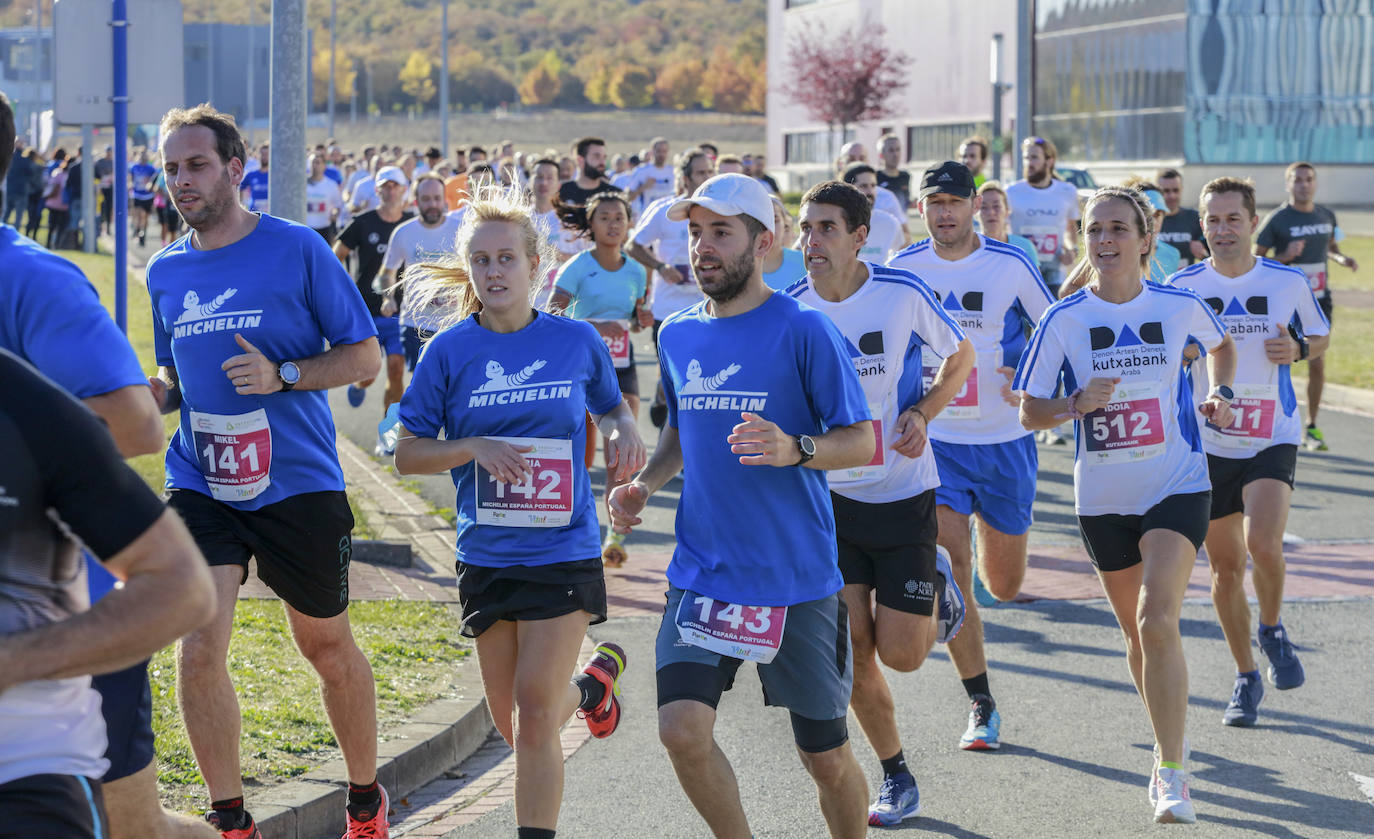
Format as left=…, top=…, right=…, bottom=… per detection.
left=859, top=209, right=904, bottom=265
left=610, top=170, right=637, bottom=192
left=1005, top=179, right=1080, bottom=278
left=305, top=177, right=343, bottom=229
left=1167, top=257, right=1330, bottom=458
left=875, top=186, right=906, bottom=223
left=791, top=262, right=966, bottom=504
left=349, top=178, right=379, bottom=215
left=631, top=193, right=703, bottom=321
left=1014, top=280, right=1227, bottom=516
left=382, top=215, right=464, bottom=329
left=631, top=163, right=675, bottom=213
left=889, top=235, right=1055, bottom=444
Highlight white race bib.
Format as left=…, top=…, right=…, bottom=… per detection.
left=1204, top=383, right=1279, bottom=451
left=190, top=409, right=272, bottom=502
left=828, top=404, right=886, bottom=483
left=922, top=348, right=980, bottom=419
left=676, top=592, right=787, bottom=664
left=1082, top=381, right=1166, bottom=465
left=474, top=437, right=574, bottom=527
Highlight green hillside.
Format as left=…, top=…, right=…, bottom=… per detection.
left=3, top=0, right=766, bottom=113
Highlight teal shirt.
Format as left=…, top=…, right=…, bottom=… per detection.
left=1008, top=234, right=1037, bottom=266
left=763, top=248, right=806, bottom=291
left=554, top=249, right=647, bottom=321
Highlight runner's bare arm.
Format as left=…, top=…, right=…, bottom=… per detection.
left=592, top=401, right=648, bottom=482
left=549, top=288, right=574, bottom=314
left=394, top=428, right=534, bottom=484
left=1059, top=258, right=1092, bottom=298
left=0, top=509, right=214, bottom=690
left=221, top=334, right=380, bottom=395
left=149, top=365, right=181, bottom=414
left=729, top=412, right=874, bottom=470
left=913, top=337, right=975, bottom=423
left=83, top=383, right=165, bottom=457
left=608, top=425, right=683, bottom=534
left=1020, top=376, right=1120, bottom=431
left=333, top=238, right=353, bottom=264
left=1330, top=240, right=1358, bottom=271
left=627, top=241, right=683, bottom=285
left=1198, top=334, right=1237, bottom=427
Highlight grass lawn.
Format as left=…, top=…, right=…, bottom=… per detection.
left=1323, top=306, right=1374, bottom=390
left=151, top=599, right=471, bottom=815
left=50, top=246, right=468, bottom=808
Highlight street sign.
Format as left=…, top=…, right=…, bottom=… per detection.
left=53, top=0, right=184, bottom=125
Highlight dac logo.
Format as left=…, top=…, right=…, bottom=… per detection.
left=942, top=291, right=984, bottom=313
left=1204, top=296, right=1269, bottom=317
left=1090, top=321, right=1164, bottom=350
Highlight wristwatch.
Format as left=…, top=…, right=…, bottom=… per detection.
left=277, top=360, right=301, bottom=392
left=1209, top=384, right=1234, bottom=403
left=794, top=434, right=816, bottom=465
left=1295, top=335, right=1310, bottom=361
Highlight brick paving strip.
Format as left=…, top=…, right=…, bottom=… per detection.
left=236, top=433, right=1374, bottom=836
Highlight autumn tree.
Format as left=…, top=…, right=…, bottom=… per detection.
left=399, top=50, right=437, bottom=111
left=782, top=20, right=912, bottom=146
left=655, top=59, right=704, bottom=111
left=312, top=43, right=357, bottom=109
left=583, top=61, right=614, bottom=106
left=519, top=51, right=563, bottom=107
left=609, top=63, right=654, bottom=109
left=701, top=45, right=754, bottom=113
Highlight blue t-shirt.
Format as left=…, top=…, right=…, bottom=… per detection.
left=763, top=248, right=806, bottom=291
left=324, top=166, right=343, bottom=185
left=660, top=293, right=871, bottom=606
left=130, top=162, right=157, bottom=201
left=241, top=170, right=270, bottom=211
left=398, top=312, right=622, bottom=567
left=553, top=250, right=646, bottom=321
left=147, top=214, right=377, bottom=509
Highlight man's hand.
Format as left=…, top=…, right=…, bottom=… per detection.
left=148, top=375, right=174, bottom=413
left=1074, top=376, right=1122, bottom=415
left=608, top=482, right=650, bottom=534
left=660, top=264, right=688, bottom=285
left=635, top=303, right=655, bottom=329
left=997, top=366, right=1020, bottom=407
left=594, top=321, right=627, bottom=340
left=1189, top=240, right=1209, bottom=260
left=602, top=415, right=648, bottom=482
left=380, top=296, right=399, bottom=317
left=1199, top=395, right=1235, bottom=429
left=892, top=406, right=929, bottom=458
left=1058, top=247, right=1076, bottom=267
left=221, top=334, right=283, bottom=395
left=1280, top=239, right=1306, bottom=263
left=1263, top=325, right=1300, bottom=365
left=728, top=412, right=799, bottom=466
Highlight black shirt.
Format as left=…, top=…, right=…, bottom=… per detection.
left=338, top=209, right=414, bottom=316
left=558, top=179, right=619, bottom=206
left=0, top=350, right=164, bottom=636
left=1158, top=208, right=1205, bottom=265
left=876, top=169, right=911, bottom=210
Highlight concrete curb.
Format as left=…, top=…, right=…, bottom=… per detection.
left=251, top=435, right=493, bottom=839
left=1291, top=377, right=1374, bottom=417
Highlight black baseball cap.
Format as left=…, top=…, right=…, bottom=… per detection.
left=919, top=161, right=976, bottom=199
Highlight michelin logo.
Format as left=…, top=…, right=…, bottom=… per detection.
left=172, top=288, right=263, bottom=338
left=676, top=359, right=768, bottom=412
left=468, top=359, right=573, bottom=407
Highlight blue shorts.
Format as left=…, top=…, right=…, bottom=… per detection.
left=374, top=315, right=403, bottom=357
left=932, top=435, right=1037, bottom=536
left=91, top=659, right=155, bottom=782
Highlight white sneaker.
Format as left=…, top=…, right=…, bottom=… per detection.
left=1149, top=739, right=1191, bottom=805
left=1153, top=767, right=1196, bottom=824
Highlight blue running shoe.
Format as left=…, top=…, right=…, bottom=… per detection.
left=1223, top=672, right=1264, bottom=726
left=346, top=384, right=367, bottom=408
left=867, top=773, right=920, bottom=827
left=960, top=694, right=1001, bottom=750
left=935, top=546, right=965, bottom=643
left=972, top=568, right=998, bottom=608
left=1258, top=623, right=1305, bottom=690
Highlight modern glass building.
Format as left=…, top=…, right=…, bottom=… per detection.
left=1034, top=0, right=1374, bottom=165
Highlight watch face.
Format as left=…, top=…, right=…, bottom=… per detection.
left=800, top=435, right=816, bottom=456
left=281, top=362, right=301, bottom=384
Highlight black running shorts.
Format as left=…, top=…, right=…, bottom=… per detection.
left=832, top=490, right=938, bottom=616
left=1078, top=491, right=1211, bottom=573
left=1207, top=444, right=1298, bottom=520
left=92, top=660, right=155, bottom=782
left=0, top=774, right=107, bottom=839
left=168, top=489, right=355, bottom=618
left=455, top=557, right=607, bottom=638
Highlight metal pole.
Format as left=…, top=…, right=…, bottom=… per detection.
left=270, top=0, right=307, bottom=222
left=113, top=0, right=129, bottom=331
left=30, top=0, right=40, bottom=145
left=327, top=0, right=336, bottom=137
left=440, top=0, right=449, bottom=156
left=247, top=1, right=255, bottom=146
left=81, top=123, right=95, bottom=253
left=1015, top=0, right=1033, bottom=180
left=991, top=33, right=1003, bottom=182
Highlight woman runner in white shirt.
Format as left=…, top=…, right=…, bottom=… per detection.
left=1015, top=186, right=1237, bottom=825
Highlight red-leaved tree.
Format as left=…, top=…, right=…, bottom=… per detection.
left=782, top=21, right=913, bottom=158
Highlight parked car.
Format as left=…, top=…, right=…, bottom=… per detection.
left=1055, top=166, right=1099, bottom=207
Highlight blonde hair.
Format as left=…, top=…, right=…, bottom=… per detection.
left=976, top=179, right=1010, bottom=210
left=403, top=185, right=557, bottom=334
left=1059, top=186, right=1154, bottom=298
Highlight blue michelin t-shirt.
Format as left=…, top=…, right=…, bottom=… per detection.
left=659, top=292, right=871, bottom=606
left=130, top=162, right=157, bottom=201
left=398, top=312, right=622, bottom=567
left=241, top=170, right=270, bottom=211
left=147, top=214, right=377, bottom=510
left=763, top=248, right=806, bottom=291
left=553, top=250, right=647, bottom=321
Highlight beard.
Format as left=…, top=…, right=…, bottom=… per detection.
left=178, top=169, right=235, bottom=231
left=694, top=248, right=755, bottom=304
left=420, top=207, right=443, bottom=224
left=583, top=162, right=605, bottom=181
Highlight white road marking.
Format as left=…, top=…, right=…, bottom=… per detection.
left=1352, top=773, right=1374, bottom=808
left=1282, top=531, right=1306, bottom=545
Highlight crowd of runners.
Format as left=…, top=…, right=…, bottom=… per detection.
left=0, top=85, right=1356, bottom=838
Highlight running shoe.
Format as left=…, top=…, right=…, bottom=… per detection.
left=959, top=694, right=1001, bottom=750
left=1153, top=767, right=1196, bottom=824
left=346, top=384, right=367, bottom=408
left=1222, top=672, right=1264, bottom=726
left=867, top=772, right=921, bottom=826
left=1304, top=425, right=1328, bottom=451
left=1259, top=623, right=1305, bottom=690
left=343, top=784, right=389, bottom=838
left=576, top=642, right=627, bottom=739
left=205, top=811, right=263, bottom=839
left=602, top=530, right=628, bottom=568
left=1149, top=739, right=1191, bottom=805
left=972, top=568, right=998, bottom=608
left=934, top=545, right=965, bottom=643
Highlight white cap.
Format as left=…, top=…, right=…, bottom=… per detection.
left=375, top=166, right=409, bottom=188
left=666, top=173, right=774, bottom=232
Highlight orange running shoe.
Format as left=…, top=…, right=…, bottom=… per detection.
left=576, top=642, right=627, bottom=738
left=343, top=783, right=389, bottom=838
left=205, top=811, right=262, bottom=839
